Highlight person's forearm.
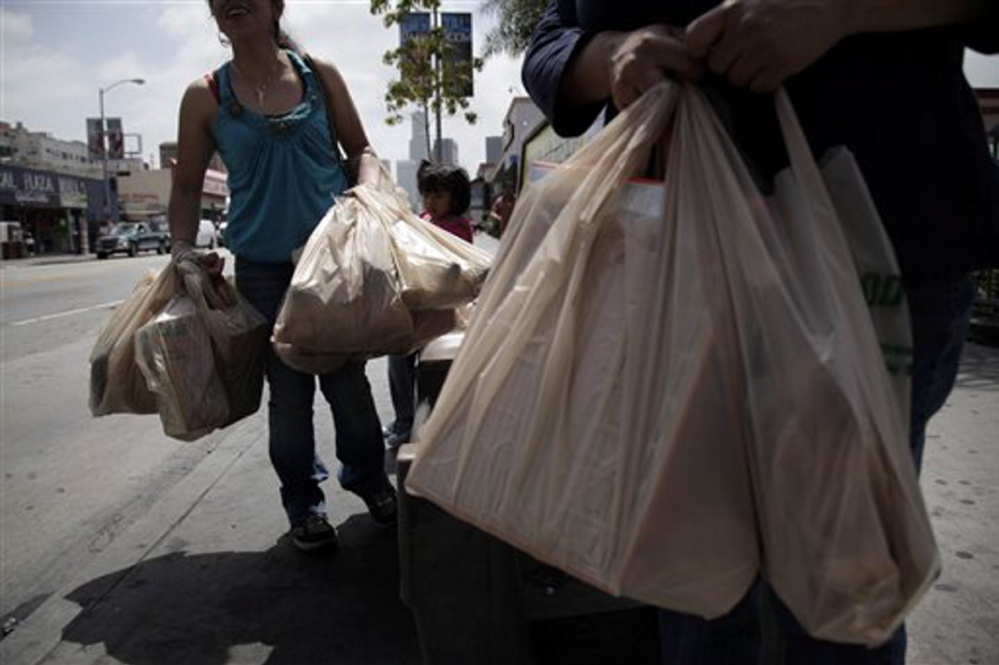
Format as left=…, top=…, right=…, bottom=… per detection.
left=560, top=31, right=625, bottom=107
left=841, top=0, right=992, bottom=35
left=168, top=185, right=201, bottom=249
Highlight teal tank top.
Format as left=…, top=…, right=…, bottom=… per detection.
left=211, top=51, right=348, bottom=263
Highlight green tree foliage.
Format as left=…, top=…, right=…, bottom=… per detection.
left=370, top=0, right=483, bottom=157
left=480, top=0, right=549, bottom=57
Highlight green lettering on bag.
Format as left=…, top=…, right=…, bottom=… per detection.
left=881, top=343, right=914, bottom=376
left=860, top=273, right=905, bottom=307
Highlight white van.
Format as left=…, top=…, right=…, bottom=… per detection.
left=196, top=220, right=218, bottom=249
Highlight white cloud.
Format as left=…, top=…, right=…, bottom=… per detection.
left=1, top=8, right=34, bottom=44
left=0, top=3, right=521, bottom=172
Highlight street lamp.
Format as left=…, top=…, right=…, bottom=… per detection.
left=98, top=77, right=145, bottom=227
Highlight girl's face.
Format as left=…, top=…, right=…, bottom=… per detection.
left=210, top=0, right=281, bottom=42
left=422, top=189, right=453, bottom=219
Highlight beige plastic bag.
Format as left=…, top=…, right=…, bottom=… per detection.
left=89, top=268, right=179, bottom=416
left=186, top=274, right=269, bottom=427
left=134, top=272, right=268, bottom=441
left=134, top=292, right=228, bottom=440
left=406, top=82, right=937, bottom=644
left=273, top=174, right=491, bottom=374
left=406, top=83, right=760, bottom=619
left=351, top=183, right=492, bottom=311
left=744, top=91, right=934, bottom=646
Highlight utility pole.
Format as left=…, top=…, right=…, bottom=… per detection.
left=432, top=5, right=443, bottom=163
left=98, top=78, right=145, bottom=236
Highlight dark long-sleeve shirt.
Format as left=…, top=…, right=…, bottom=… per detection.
left=522, top=0, right=999, bottom=278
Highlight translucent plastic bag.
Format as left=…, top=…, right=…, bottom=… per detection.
left=134, top=271, right=267, bottom=441
left=745, top=91, right=933, bottom=645
left=134, top=292, right=228, bottom=440
left=273, top=174, right=491, bottom=374
left=405, top=82, right=937, bottom=644
left=406, top=83, right=760, bottom=619
left=186, top=274, right=268, bottom=427
left=89, top=268, right=179, bottom=416
left=352, top=183, right=492, bottom=311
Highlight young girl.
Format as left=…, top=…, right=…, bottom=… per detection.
left=384, top=161, right=474, bottom=448
left=168, top=0, right=395, bottom=552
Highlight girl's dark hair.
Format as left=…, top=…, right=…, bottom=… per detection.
left=417, top=160, right=472, bottom=215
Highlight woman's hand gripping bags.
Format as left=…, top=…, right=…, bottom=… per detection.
left=89, top=260, right=268, bottom=441
left=404, top=81, right=938, bottom=646
left=272, top=175, right=492, bottom=374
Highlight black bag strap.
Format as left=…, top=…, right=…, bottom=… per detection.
left=303, top=53, right=353, bottom=181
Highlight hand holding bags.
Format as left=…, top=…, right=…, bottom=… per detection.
left=405, top=81, right=937, bottom=645
left=90, top=261, right=268, bottom=442
left=134, top=269, right=268, bottom=441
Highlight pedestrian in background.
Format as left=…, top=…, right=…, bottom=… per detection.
left=523, top=0, right=999, bottom=663
left=168, top=0, right=397, bottom=553
left=384, top=161, right=474, bottom=449
left=488, top=182, right=516, bottom=237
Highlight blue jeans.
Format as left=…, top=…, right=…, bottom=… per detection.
left=387, top=352, right=417, bottom=436
left=235, top=258, right=390, bottom=527
left=659, top=272, right=976, bottom=665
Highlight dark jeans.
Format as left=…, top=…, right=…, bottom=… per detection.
left=659, top=272, right=976, bottom=665
left=235, top=258, right=389, bottom=527
left=387, top=352, right=417, bottom=437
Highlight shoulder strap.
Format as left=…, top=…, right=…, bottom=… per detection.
left=303, top=53, right=352, bottom=178
left=204, top=71, right=220, bottom=105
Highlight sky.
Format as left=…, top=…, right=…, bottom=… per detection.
left=2, top=1, right=998, bottom=177
left=0, top=0, right=525, bottom=174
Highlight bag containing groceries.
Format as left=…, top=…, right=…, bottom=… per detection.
left=405, top=82, right=937, bottom=646
left=744, top=91, right=931, bottom=646
left=134, top=269, right=267, bottom=441
left=272, top=170, right=491, bottom=374
left=89, top=268, right=179, bottom=416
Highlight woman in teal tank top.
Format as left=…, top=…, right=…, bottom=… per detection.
left=167, top=0, right=396, bottom=552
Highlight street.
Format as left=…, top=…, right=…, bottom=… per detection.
left=0, top=244, right=996, bottom=664
left=1, top=253, right=228, bottom=624
left=0, top=252, right=394, bottom=635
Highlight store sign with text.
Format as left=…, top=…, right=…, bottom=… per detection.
left=0, top=166, right=96, bottom=209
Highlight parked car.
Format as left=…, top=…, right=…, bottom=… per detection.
left=95, top=222, right=171, bottom=259
left=196, top=220, right=218, bottom=249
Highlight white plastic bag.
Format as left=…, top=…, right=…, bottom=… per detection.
left=272, top=173, right=491, bottom=374
left=135, top=272, right=267, bottom=441
left=89, top=268, right=179, bottom=416
left=744, top=91, right=933, bottom=645
left=406, top=83, right=760, bottom=619
left=405, top=82, right=937, bottom=644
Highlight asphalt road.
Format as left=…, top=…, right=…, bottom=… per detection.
left=1, top=253, right=213, bottom=622
left=0, top=236, right=500, bottom=637
left=0, top=251, right=398, bottom=631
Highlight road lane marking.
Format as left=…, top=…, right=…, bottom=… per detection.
left=9, top=301, right=122, bottom=327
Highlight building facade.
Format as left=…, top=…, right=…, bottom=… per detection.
left=0, top=164, right=104, bottom=255
left=117, top=164, right=228, bottom=225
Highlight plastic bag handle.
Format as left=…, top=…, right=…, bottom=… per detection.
left=773, top=89, right=847, bottom=244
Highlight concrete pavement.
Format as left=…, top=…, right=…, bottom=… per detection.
left=0, top=245, right=996, bottom=664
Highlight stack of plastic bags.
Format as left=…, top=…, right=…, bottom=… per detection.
left=273, top=172, right=492, bottom=374
left=89, top=264, right=268, bottom=441
left=404, top=81, right=937, bottom=646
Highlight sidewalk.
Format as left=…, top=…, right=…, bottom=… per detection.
left=1, top=318, right=996, bottom=662
left=1, top=253, right=98, bottom=270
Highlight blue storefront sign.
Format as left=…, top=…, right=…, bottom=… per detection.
left=0, top=165, right=99, bottom=211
